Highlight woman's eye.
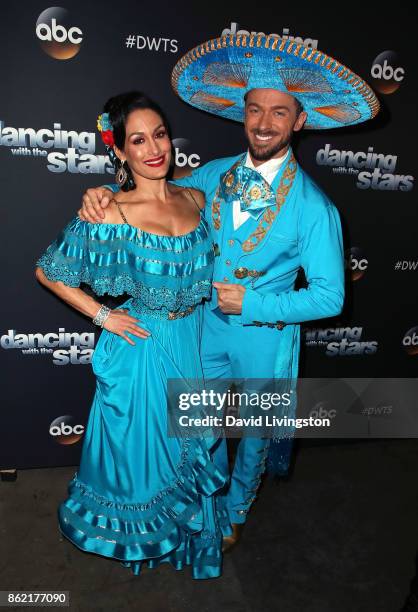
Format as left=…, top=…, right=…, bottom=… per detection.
left=133, top=138, right=144, bottom=145
left=155, top=131, right=166, bottom=138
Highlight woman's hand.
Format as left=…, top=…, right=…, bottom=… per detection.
left=103, top=309, right=150, bottom=344
left=78, top=187, right=114, bottom=223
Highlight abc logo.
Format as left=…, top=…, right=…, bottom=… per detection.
left=402, top=327, right=418, bottom=356
left=49, top=415, right=84, bottom=445
left=172, top=138, right=200, bottom=168
left=36, top=7, right=83, bottom=60
left=371, top=51, right=405, bottom=94
left=345, top=247, right=368, bottom=281
left=309, top=402, right=336, bottom=419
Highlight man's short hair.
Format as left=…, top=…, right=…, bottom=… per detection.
left=293, top=97, right=304, bottom=117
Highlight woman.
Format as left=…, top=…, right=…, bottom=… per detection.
left=35, top=91, right=229, bottom=579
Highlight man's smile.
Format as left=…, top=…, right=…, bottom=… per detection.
left=254, top=134, right=273, bottom=142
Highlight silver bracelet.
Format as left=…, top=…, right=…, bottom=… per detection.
left=92, top=304, right=111, bottom=327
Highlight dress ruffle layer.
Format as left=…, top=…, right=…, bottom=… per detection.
left=58, top=438, right=231, bottom=579
left=36, top=216, right=215, bottom=310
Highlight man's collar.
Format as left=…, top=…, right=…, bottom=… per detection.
left=244, top=148, right=290, bottom=176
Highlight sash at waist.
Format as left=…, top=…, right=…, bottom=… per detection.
left=129, top=298, right=197, bottom=320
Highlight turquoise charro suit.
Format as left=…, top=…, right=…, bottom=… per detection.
left=168, top=29, right=374, bottom=527
left=173, top=148, right=344, bottom=524
left=105, top=148, right=344, bottom=525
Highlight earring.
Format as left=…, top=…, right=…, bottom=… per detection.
left=116, top=160, right=128, bottom=186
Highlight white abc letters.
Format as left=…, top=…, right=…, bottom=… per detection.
left=350, top=255, right=368, bottom=271
left=36, top=18, right=83, bottom=44
left=371, top=60, right=405, bottom=82
left=403, top=332, right=418, bottom=346
left=49, top=423, right=84, bottom=436
left=175, top=148, right=200, bottom=168
left=309, top=405, right=336, bottom=419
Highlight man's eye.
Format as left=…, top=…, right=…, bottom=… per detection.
left=274, top=112, right=285, bottom=117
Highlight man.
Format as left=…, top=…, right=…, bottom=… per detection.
left=79, top=33, right=379, bottom=551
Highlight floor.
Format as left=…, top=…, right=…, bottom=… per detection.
left=1, top=440, right=417, bottom=612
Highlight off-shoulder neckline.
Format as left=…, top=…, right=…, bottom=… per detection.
left=105, top=185, right=203, bottom=238
left=81, top=215, right=206, bottom=240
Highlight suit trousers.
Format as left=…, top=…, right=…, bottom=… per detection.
left=200, top=304, right=288, bottom=524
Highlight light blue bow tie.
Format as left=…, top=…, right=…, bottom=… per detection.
left=219, top=163, right=276, bottom=220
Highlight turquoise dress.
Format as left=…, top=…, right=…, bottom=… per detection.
left=36, top=208, right=228, bottom=579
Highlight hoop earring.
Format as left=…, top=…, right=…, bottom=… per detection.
left=116, top=160, right=128, bottom=187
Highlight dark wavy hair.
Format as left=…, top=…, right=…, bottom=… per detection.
left=104, top=91, right=171, bottom=191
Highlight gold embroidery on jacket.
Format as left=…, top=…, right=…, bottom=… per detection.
left=211, top=157, right=242, bottom=230
left=210, top=152, right=297, bottom=251
left=242, top=153, right=297, bottom=252
left=212, top=192, right=221, bottom=230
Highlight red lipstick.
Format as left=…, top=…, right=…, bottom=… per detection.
left=144, top=154, right=166, bottom=168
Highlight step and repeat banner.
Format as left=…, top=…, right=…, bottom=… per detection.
left=0, top=3, right=416, bottom=468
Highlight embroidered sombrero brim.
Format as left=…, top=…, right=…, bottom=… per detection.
left=171, top=34, right=380, bottom=129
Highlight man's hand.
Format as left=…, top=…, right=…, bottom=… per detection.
left=213, top=282, right=246, bottom=314
left=78, top=187, right=114, bottom=223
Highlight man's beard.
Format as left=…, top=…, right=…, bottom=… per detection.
left=248, top=132, right=290, bottom=162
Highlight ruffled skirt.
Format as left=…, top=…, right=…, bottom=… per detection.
left=58, top=299, right=231, bottom=579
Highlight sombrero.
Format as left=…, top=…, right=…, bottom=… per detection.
left=171, top=33, right=380, bottom=129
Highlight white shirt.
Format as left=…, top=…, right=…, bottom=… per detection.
left=232, top=149, right=290, bottom=230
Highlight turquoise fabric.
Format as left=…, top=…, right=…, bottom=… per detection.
left=37, top=215, right=231, bottom=579
left=104, top=150, right=345, bottom=479
left=174, top=152, right=344, bottom=478
left=218, top=153, right=277, bottom=218
left=37, top=217, right=214, bottom=311
left=172, top=34, right=380, bottom=129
